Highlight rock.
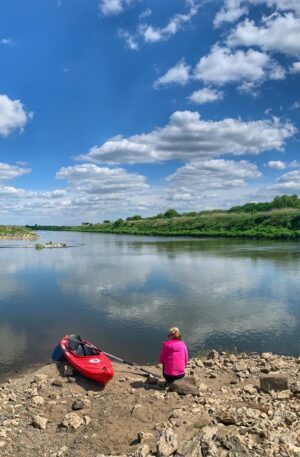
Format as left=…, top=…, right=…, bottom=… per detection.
left=260, top=374, right=289, bottom=392
left=32, top=415, right=48, bottom=430
left=71, top=400, right=84, bottom=411
left=235, top=362, right=248, bottom=372
left=157, top=428, right=177, bottom=457
left=168, top=377, right=198, bottom=396
left=290, top=381, right=300, bottom=394
left=243, top=384, right=256, bottom=395
left=138, top=432, right=154, bottom=443
left=34, top=374, right=48, bottom=386
left=134, top=444, right=151, bottom=457
left=207, top=350, right=219, bottom=360
left=61, top=412, right=83, bottom=430
left=174, top=439, right=202, bottom=457
left=32, top=395, right=45, bottom=406
left=131, top=404, right=148, bottom=421
left=218, top=413, right=237, bottom=425
left=83, top=415, right=91, bottom=425
left=52, top=378, right=63, bottom=387
left=261, top=352, right=272, bottom=361
left=217, top=434, right=251, bottom=456
left=62, top=364, right=74, bottom=377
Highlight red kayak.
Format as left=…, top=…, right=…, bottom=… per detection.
left=60, top=334, right=114, bottom=385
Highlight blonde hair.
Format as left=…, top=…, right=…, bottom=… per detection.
left=168, top=327, right=181, bottom=340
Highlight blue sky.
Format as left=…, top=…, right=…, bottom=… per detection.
left=0, top=0, right=300, bottom=224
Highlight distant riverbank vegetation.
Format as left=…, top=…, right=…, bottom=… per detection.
left=0, top=225, right=37, bottom=240
left=27, top=195, right=300, bottom=240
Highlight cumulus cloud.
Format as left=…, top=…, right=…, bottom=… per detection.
left=154, top=60, right=191, bottom=87
left=266, top=160, right=286, bottom=169
left=0, top=38, right=12, bottom=45
left=166, top=159, right=261, bottom=191
left=139, top=1, right=199, bottom=43
left=228, top=13, right=300, bottom=56
left=0, top=163, right=31, bottom=180
left=194, top=46, right=285, bottom=89
left=99, top=0, right=136, bottom=16
left=188, top=87, right=224, bottom=104
left=291, top=62, right=300, bottom=73
left=0, top=94, right=32, bottom=136
left=77, top=111, right=295, bottom=164
left=56, top=163, right=149, bottom=194
left=214, top=1, right=300, bottom=27
left=270, top=169, right=300, bottom=191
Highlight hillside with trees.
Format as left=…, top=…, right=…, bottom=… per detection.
left=28, top=195, right=300, bottom=240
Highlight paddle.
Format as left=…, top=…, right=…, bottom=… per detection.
left=70, top=336, right=161, bottom=380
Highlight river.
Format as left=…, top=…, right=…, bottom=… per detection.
left=0, top=231, right=299, bottom=375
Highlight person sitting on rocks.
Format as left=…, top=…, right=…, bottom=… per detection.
left=159, top=327, right=188, bottom=384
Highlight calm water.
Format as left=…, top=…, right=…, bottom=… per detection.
left=0, top=231, right=300, bottom=375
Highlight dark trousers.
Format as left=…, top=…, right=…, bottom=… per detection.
left=163, top=372, right=185, bottom=383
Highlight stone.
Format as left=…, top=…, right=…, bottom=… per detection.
left=134, top=444, right=151, bottom=457
left=218, top=414, right=237, bottom=425
left=71, top=400, right=84, bottom=411
left=131, top=404, right=147, bottom=421
left=168, top=377, right=198, bottom=396
left=261, top=352, right=272, bottom=361
left=83, top=415, right=91, bottom=425
left=157, top=428, right=177, bottom=457
left=61, top=412, right=83, bottom=430
left=217, top=434, right=251, bottom=456
left=290, top=382, right=300, bottom=394
left=235, top=362, right=248, bottom=372
left=52, top=378, right=63, bottom=387
left=62, top=364, right=74, bottom=377
left=260, top=375, right=289, bottom=392
left=138, top=432, right=154, bottom=443
left=174, top=440, right=202, bottom=457
left=32, top=415, right=48, bottom=430
left=34, top=374, right=48, bottom=385
left=207, top=350, right=219, bottom=360
left=32, top=395, right=45, bottom=406
left=243, top=385, right=256, bottom=395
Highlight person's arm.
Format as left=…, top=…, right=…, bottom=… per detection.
left=184, top=344, right=188, bottom=367
left=159, top=344, right=167, bottom=365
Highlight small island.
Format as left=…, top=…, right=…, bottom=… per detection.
left=34, top=241, right=69, bottom=249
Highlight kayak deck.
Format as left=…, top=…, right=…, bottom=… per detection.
left=60, top=335, right=114, bottom=385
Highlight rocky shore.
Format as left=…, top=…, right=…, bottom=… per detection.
left=1, top=351, right=300, bottom=457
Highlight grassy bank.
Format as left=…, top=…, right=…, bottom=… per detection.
left=0, top=225, right=37, bottom=239
left=27, top=195, right=300, bottom=240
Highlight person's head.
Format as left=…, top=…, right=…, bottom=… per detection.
left=168, top=327, right=181, bottom=340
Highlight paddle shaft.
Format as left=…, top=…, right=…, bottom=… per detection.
left=70, top=337, right=160, bottom=380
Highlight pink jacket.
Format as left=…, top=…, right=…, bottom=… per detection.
left=159, top=339, right=188, bottom=376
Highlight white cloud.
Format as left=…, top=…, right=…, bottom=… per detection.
left=291, top=62, right=300, bottom=73
left=56, top=163, right=149, bottom=194
left=188, top=87, right=224, bottom=104
left=154, top=60, right=191, bottom=87
left=266, top=160, right=286, bottom=169
left=118, top=29, right=139, bottom=50
left=1, top=38, right=12, bottom=45
left=289, top=101, right=300, bottom=111
left=166, top=159, right=262, bottom=193
left=215, top=1, right=300, bottom=27
left=139, top=0, right=199, bottom=43
left=77, top=111, right=295, bottom=164
left=228, top=13, right=300, bottom=56
left=99, top=0, right=136, bottom=16
left=270, top=169, right=300, bottom=191
left=0, top=94, right=32, bottom=136
left=0, top=163, right=31, bottom=180
left=194, top=46, right=285, bottom=88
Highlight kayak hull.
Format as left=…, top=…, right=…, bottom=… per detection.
left=60, top=335, right=114, bottom=385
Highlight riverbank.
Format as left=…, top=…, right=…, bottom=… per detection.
left=1, top=351, right=300, bottom=456
left=0, top=225, right=37, bottom=240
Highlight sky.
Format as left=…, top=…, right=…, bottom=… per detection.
left=0, top=0, right=300, bottom=224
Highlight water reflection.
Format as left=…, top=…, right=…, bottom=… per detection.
left=0, top=233, right=300, bottom=374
